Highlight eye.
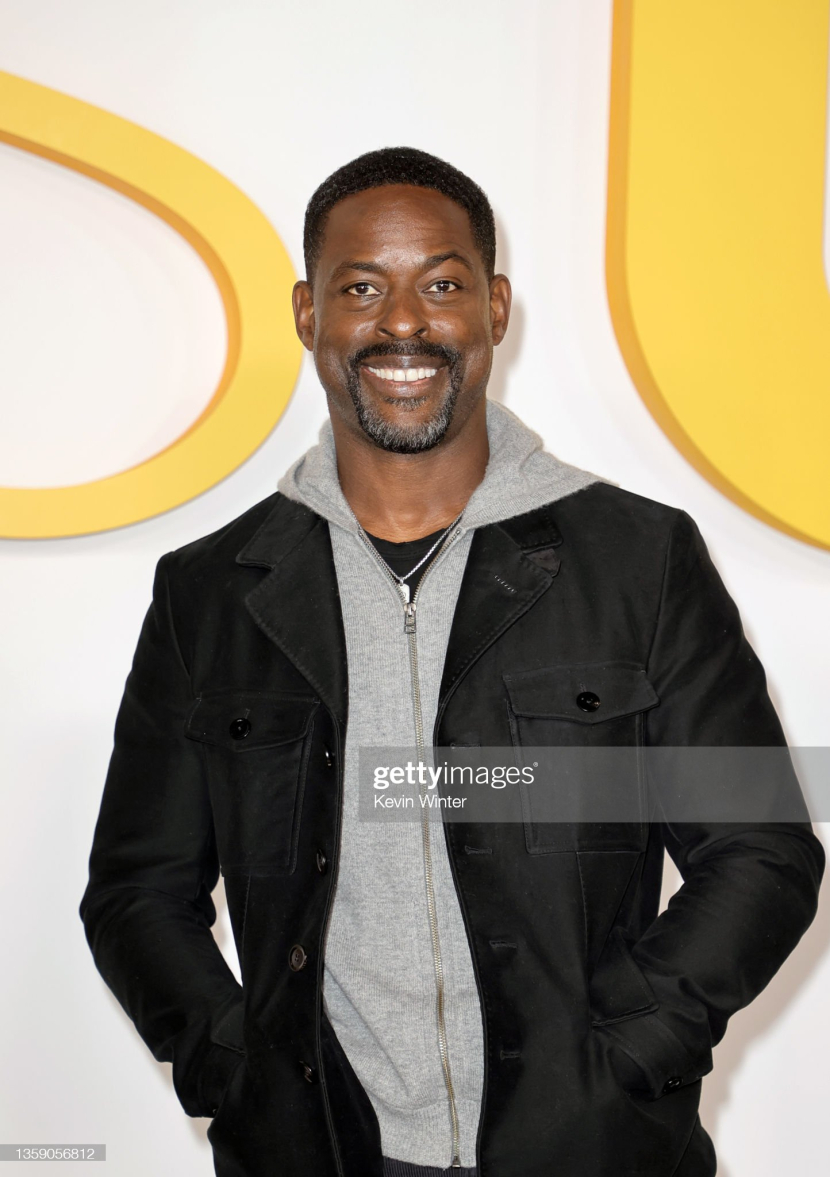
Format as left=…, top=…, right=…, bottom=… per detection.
left=345, top=281, right=381, bottom=296
left=424, top=279, right=460, bottom=294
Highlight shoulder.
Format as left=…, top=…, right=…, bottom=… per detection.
left=541, top=483, right=711, bottom=594
left=546, top=481, right=698, bottom=565
left=551, top=481, right=685, bottom=538
left=160, top=491, right=318, bottom=583
left=549, top=482, right=726, bottom=616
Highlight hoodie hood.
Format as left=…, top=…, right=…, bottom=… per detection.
left=277, top=398, right=610, bottom=534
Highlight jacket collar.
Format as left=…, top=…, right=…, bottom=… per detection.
left=236, top=495, right=350, bottom=728
left=437, top=504, right=562, bottom=715
left=235, top=494, right=564, bottom=730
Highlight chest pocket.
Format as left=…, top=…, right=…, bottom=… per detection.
left=185, top=689, right=319, bottom=877
left=503, top=663, right=659, bottom=854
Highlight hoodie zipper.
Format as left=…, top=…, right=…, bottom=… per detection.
left=357, top=521, right=465, bottom=1170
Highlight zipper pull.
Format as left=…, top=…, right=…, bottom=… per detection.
left=404, top=602, right=417, bottom=634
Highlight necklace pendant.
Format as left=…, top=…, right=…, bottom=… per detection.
left=396, top=581, right=410, bottom=605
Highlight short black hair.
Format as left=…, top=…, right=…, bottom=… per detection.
left=303, top=146, right=496, bottom=281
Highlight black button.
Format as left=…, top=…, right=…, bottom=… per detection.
left=663, top=1076, right=682, bottom=1093
left=300, top=1060, right=317, bottom=1084
left=229, top=717, right=252, bottom=740
left=316, top=850, right=328, bottom=874
left=576, top=691, right=601, bottom=712
left=324, top=747, right=334, bottom=768
left=288, top=944, right=308, bottom=971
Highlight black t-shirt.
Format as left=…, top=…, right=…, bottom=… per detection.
left=364, top=526, right=448, bottom=600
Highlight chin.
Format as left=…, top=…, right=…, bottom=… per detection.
left=354, top=385, right=459, bottom=452
left=361, top=417, right=453, bottom=454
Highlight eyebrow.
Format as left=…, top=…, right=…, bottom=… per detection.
left=329, top=260, right=385, bottom=281
left=423, top=251, right=475, bottom=273
left=328, top=251, right=475, bottom=283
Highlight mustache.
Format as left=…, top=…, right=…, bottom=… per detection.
left=348, top=341, right=462, bottom=369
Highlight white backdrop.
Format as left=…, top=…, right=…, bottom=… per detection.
left=1, top=2, right=828, bottom=1174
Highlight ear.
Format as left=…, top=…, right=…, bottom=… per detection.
left=489, top=274, right=512, bottom=346
left=292, top=280, right=315, bottom=351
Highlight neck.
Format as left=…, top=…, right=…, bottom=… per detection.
left=331, top=397, right=489, bottom=541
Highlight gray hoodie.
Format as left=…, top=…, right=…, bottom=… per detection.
left=277, top=399, right=606, bottom=1169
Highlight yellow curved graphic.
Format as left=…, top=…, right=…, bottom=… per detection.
left=0, top=71, right=301, bottom=538
left=607, top=1, right=830, bottom=550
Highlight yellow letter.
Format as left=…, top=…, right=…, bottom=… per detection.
left=0, top=72, right=301, bottom=538
left=607, top=1, right=830, bottom=550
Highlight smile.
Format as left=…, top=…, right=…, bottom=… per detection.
left=364, top=366, right=440, bottom=383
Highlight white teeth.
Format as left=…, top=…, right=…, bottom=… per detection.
left=366, top=365, right=440, bottom=381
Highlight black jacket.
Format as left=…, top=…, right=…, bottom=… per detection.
left=80, top=483, right=824, bottom=1177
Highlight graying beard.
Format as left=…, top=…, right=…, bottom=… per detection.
left=347, top=377, right=460, bottom=454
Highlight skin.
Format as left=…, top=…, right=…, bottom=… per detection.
left=292, top=184, right=512, bottom=539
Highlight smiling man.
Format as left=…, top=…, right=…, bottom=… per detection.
left=81, top=148, right=823, bottom=1177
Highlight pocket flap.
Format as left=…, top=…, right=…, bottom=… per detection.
left=211, top=1001, right=246, bottom=1053
left=504, top=662, right=659, bottom=724
left=590, top=926, right=659, bottom=1025
left=185, top=690, right=319, bottom=750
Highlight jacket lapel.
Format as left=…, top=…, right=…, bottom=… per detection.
left=235, top=496, right=562, bottom=731
left=438, top=504, right=563, bottom=714
left=236, top=495, right=349, bottom=728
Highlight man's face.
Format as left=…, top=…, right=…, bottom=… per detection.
left=293, top=185, right=511, bottom=453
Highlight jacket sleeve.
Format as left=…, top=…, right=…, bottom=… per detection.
left=79, top=552, right=245, bottom=1118
left=595, top=510, right=825, bottom=1099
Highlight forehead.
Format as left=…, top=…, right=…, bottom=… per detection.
left=318, top=184, right=479, bottom=273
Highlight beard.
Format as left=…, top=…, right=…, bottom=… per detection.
left=344, top=340, right=464, bottom=454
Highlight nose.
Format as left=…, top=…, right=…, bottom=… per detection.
left=375, top=284, right=428, bottom=340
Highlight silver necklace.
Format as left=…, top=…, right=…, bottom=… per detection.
left=357, top=511, right=464, bottom=603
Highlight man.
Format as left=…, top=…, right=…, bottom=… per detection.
left=80, top=147, right=824, bottom=1177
